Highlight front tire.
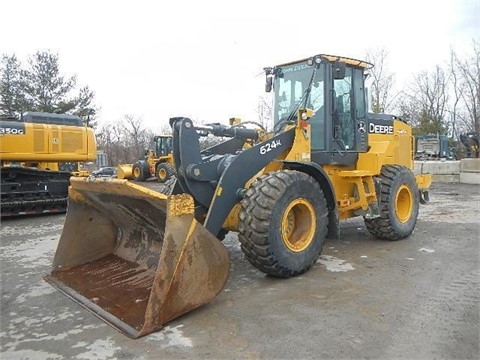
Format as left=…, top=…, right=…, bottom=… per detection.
left=238, top=170, right=328, bottom=278
left=132, top=160, right=149, bottom=182
left=156, top=162, right=175, bottom=183
left=364, top=165, right=419, bottom=240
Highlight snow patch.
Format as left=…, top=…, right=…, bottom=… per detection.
left=0, top=349, right=63, bottom=360
left=75, top=338, right=121, bottom=360
left=15, top=282, right=56, bottom=303
left=317, top=255, right=355, bottom=272
left=72, top=341, right=89, bottom=348
left=0, top=223, right=63, bottom=237
left=145, top=325, right=193, bottom=348
left=419, top=248, right=435, bottom=253
left=0, top=234, right=59, bottom=268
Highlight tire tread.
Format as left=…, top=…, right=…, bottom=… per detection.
left=238, top=170, right=327, bottom=278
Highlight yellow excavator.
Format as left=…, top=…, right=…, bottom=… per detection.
left=45, top=54, right=431, bottom=338
left=0, top=112, right=96, bottom=216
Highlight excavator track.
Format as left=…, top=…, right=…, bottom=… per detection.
left=1, top=167, right=70, bottom=218
left=1, top=197, right=67, bottom=217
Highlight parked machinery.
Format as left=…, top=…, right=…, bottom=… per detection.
left=117, top=135, right=175, bottom=183
left=0, top=112, right=96, bottom=216
left=415, top=134, right=454, bottom=160
left=45, top=54, right=431, bottom=338
left=459, top=132, right=479, bottom=158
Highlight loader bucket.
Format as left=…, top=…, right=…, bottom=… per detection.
left=116, top=164, right=133, bottom=179
left=44, top=177, right=229, bottom=338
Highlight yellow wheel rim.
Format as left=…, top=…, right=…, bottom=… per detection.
left=158, top=168, right=167, bottom=180
left=133, top=168, right=140, bottom=177
left=281, top=198, right=316, bottom=252
left=395, top=184, right=413, bottom=223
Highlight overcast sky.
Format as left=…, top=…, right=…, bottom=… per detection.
left=1, top=0, right=479, bottom=131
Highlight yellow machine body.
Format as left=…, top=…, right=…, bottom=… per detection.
left=1, top=113, right=97, bottom=216
left=0, top=121, right=96, bottom=162
left=118, top=135, right=175, bottom=182
left=46, top=54, right=431, bottom=338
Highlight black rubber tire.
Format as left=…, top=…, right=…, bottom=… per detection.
left=238, top=170, right=328, bottom=278
left=156, top=162, right=175, bottom=183
left=217, top=229, right=229, bottom=241
left=364, top=165, right=419, bottom=240
left=132, top=160, right=149, bottom=182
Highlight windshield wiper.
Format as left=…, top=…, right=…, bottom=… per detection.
left=275, top=65, right=318, bottom=133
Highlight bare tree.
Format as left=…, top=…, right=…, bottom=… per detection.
left=450, top=39, right=480, bottom=134
left=257, top=94, right=273, bottom=130
left=95, top=115, right=154, bottom=166
left=95, top=121, right=124, bottom=166
left=364, top=47, right=396, bottom=113
left=122, top=115, right=153, bottom=160
left=449, top=49, right=463, bottom=140
left=155, top=122, right=172, bottom=135
left=399, top=66, right=449, bottom=135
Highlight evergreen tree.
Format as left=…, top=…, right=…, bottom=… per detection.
left=0, top=50, right=97, bottom=126
left=0, top=54, right=29, bottom=116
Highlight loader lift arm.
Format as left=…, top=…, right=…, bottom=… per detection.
left=170, top=117, right=295, bottom=236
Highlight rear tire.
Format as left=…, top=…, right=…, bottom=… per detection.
left=364, top=165, right=419, bottom=240
left=132, top=160, right=149, bottom=182
left=238, top=170, right=328, bottom=278
left=156, top=162, right=174, bottom=183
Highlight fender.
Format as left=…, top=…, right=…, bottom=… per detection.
left=282, top=160, right=340, bottom=239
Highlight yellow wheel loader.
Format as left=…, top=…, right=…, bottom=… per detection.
left=124, top=135, right=176, bottom=183
left=45, top=54, right=431, bottom=338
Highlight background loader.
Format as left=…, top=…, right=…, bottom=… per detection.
left=459, top=131, right=479, bottom=158
left=45, top=53, right=431, bottom=338
left=117, top=135, right=175, bottom=182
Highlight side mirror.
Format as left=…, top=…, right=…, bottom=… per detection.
left=333, top=61, right=346, bottom=79
left=265, top=75, right=273, bottom=93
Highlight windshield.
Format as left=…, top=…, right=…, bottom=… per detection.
left=155, top=136, right=172, bottom=156
left=273, top=61, right=326, bottom=150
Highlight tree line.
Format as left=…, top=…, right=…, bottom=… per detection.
left=0, top=51, right=97, bottom=126
left=2, top=43, right=479, bottom=165
left=365, top=40, right=479, bottom=139
left=95, top=115, right=171, bottom=166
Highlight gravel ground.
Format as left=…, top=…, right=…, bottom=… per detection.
left=0, top=182, right=479, bottom=359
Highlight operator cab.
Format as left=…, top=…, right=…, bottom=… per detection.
left=154, top=135, right=173, bottom=157
left=266, top=54, right=372, bottom=165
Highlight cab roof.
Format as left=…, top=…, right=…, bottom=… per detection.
left=276, top=53, right=373, bottom=69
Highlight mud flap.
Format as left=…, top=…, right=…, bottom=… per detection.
left=419, top=190, right=429, bottom=204
left=415, top=173, right=432, bottom=205
left=44, top=177, right=229, bottom=338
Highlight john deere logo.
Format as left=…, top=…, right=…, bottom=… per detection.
left=357, top=121, right=366, bottom=134
left=369, top=123, right=393, bottom=134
